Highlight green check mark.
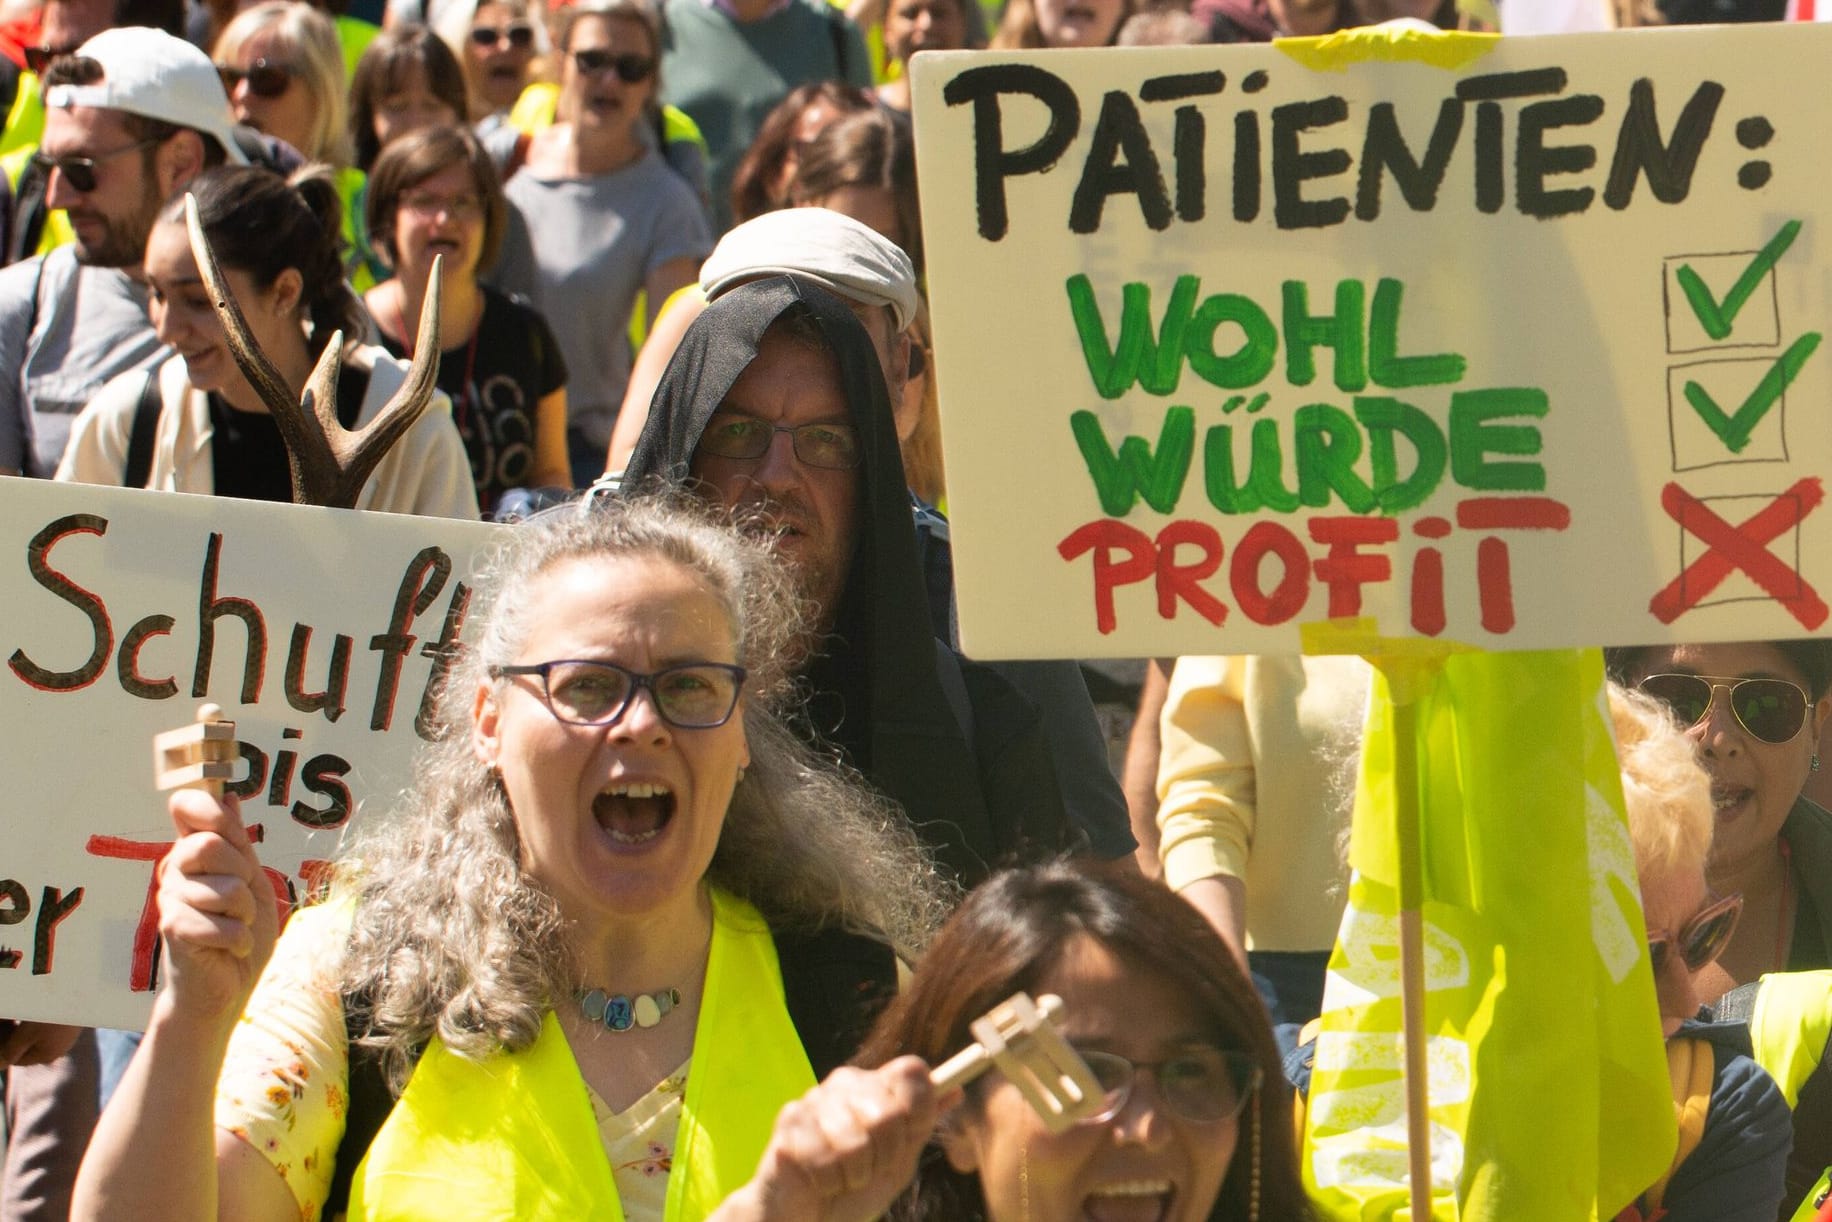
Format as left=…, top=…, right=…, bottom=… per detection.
left=1675, top=219, right=1802, bottom=342
left=1682, top=331, right=1821, bottom=453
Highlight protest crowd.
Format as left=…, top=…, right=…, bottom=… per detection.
left=0, top=0, right=1829, bottom=1218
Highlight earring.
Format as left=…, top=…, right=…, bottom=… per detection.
left=1248, top=1091, right=1261, bottom=1222
left=1814, top=753, right=1822, bottom=773
left=735, top=765, right=747, bottom=783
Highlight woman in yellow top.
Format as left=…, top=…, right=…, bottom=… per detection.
left=74, top=497, right=949, bottom=1222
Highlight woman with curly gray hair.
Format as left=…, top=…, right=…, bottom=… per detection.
left=74, top=495, right=951, bottom=1222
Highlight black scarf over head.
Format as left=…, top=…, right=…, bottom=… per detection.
left=623, top=274, right=1007, bottom=883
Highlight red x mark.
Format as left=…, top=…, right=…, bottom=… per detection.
left=1649, top=477, right=1826, bottom=629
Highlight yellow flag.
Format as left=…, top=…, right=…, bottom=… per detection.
left=1300, top=648, right=1674, bottom=1220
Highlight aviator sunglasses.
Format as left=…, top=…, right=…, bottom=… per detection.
left=471, top=22, right=535, bottom=48
left=1637, top=673, right=1813, bottom=745
left=216, top=57, right=295, bottom=99
left=1647, top=892, right=1743, bottom=975
left=491, top=659, right=747, bottom=729
left=31, top=136, right=164, bottom=193
left=570, top=48, right=655, bottom=82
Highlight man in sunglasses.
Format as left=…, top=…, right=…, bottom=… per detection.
left=623, top=275, right=1134, bottom=887
left=0, top=27, right=242, bottom=481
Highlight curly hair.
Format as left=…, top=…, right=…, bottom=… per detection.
left=1609, top=682, right=1713, bottom=889
left=856, top=860, right=1313, bottom=1222
left=336, top=493, right=954, bottom=1085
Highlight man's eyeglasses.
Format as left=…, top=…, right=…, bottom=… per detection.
left=471, top=22, right=536, bottom=48
left=571, top=48, right=655, bottom=83
left=1648, top=892, right=1743, bottom=975
left=400, top=190, right=485, bottom=221
left=491, top=659, right=747, bottom=729
left=1637, top=673, right=1813, bottom=745
left=1068, top=1047, right=1260, bottom=1126
left=32, top=136, right=164, bottom=193
left=216, top=58, right=295, bottom=99
left=699, top=411, right=862, bottom=471
left=23, top=43, right=81, bottom=74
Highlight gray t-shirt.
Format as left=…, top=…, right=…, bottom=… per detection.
left=0, top=246, right=164, bottom=477
left=495, top=148, right=711, bottom=452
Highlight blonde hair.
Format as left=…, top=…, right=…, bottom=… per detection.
left=1610, top=681, right=1713, bottom=885
left=337, top=494, right=954, bottom=1084
left=214, top=2, right=352, bottom=168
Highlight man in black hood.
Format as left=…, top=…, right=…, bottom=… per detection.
left=623, top=274, right=1084, bottom=885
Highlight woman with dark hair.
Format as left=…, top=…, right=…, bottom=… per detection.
left=1608, top=640, right=1832, bottom=1002
left=57, top=164, right=477, bottom=518
left=874, top=0, right=974, bottom=114
left=348, top=26, right=468, bottom=173
left=715, top=860, right=1313, bottom=1222
left=787, top=106, right=921, bottom=276
left=727, top=81, right=874, bottom=227
left=365, top=124, right=571, bottom=510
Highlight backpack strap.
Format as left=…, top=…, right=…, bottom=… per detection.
left=122, top=370, right=162, bottom=489
left=323, top=922, right=898, bottom=1212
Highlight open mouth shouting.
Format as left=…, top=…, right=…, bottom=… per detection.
left=1083, top=1179, right=1177, bottom=1222
left=594, top=780, right=675, bottom=846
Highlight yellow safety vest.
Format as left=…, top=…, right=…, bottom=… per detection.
left=0, top=67, right=43, bottom=158
left=1750, top=970, right=1832, bottom=1108
left=346, top=889, right=813, bottom=1221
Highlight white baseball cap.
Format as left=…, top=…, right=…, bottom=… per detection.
left=701, top=208, right=919, bottom=332
left=45, top=28, right=248, bottom=165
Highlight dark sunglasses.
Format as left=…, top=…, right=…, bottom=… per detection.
left=699, top=411, right=861, bottom=471
left=1638, top=673, right=1812, bottom=745
left=23, top=43, right=81, bottom=74
left=216, top=58, right=295, bottom=99
left=570, top=48, right=655, bottom=82
left=31, top=135, right=164, bottom=193
left=492, top=659, right=747, bottom=729
left=471, top=22, right=535, bottom=48
left=1648, top=892, right=1743, bottom=975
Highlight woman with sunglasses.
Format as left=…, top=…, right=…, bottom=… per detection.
left=214, top=2, right=388, bottom=287
left=72, top=495, right=948, bottom=1222
left=427, top=0, right=543, bottom=133
left=708, top=860, right=1313, bottom=1222
left=1608, top=641, right=1832, bottom=1003
left=1611, top=682, right=1790, bottom=1222
left=489, top=0, right=711, bottom=488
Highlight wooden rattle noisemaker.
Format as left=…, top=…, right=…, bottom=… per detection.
left=152, top=703, right=238, bottom=796
left=930, top=992, right=1104, bottom=1134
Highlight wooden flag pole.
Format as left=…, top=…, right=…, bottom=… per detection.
left=1374, top=655, right=1442, bottom=1222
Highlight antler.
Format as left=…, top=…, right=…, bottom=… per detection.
left=185, top=193, right=444, bottom=509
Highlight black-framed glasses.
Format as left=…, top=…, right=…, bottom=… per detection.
left=699, top=411, right=862, bottom=471
left=471, top=21, right=535, bottom=48
left=1648, top=892, right=1743, bottom=974
left=216, top=58, right=295, bottom=99
left=1071, top=1047, right=1261, bottom=1126
left=491, top=659, right=746, bottom=729
left=571, top=48, right=655, bottom=82
left=1638, top=673, right=1812, bottom=745
left=23, top=43, right=81, bottom=74
left=31, top=136, right=164, bottom=193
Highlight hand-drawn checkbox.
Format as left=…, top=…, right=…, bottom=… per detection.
left=1672, top=490, right=1811, bottom=611
left=1667, top=357, right=1791, bottom=471
left=1664, top=251, right=1782, bottom=354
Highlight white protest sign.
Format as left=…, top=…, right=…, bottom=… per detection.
left=0, top=478, right=499, bottom=1029
left=912, top=26, right=1832, bottom=658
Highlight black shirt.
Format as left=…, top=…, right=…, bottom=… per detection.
left=208, top=365, right=367, bottom=502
